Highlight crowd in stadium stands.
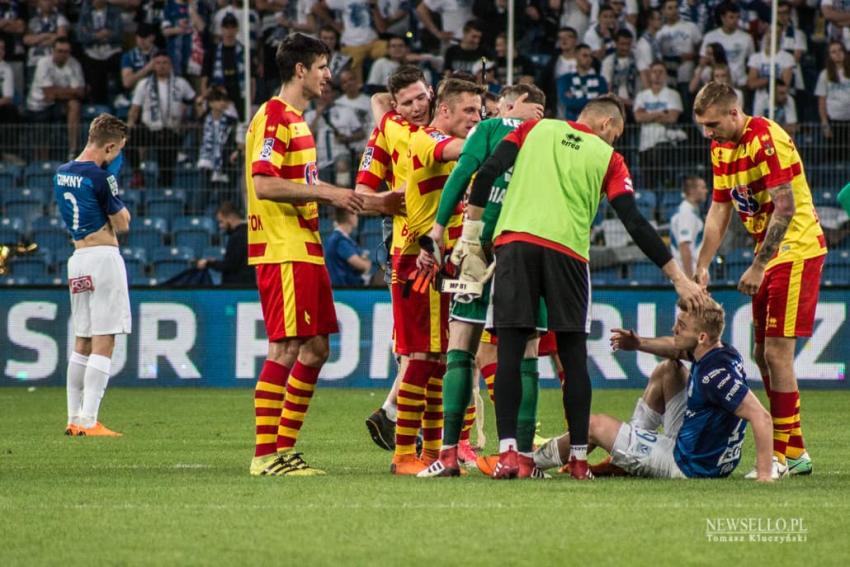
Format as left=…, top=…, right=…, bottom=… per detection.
left=1, top=0, right=849, bottom=286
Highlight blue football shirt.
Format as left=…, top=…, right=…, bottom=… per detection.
left=54, top=161, right=125, bottom=241
left=674, top=343, right=750, bottom=478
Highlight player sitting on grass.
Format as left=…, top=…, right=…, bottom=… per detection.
left=534, top=298, right=782, bottom=482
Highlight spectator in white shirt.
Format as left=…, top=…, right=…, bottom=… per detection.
left=669, top=175, right=707, bottom=279
left=127, top=52, right=197, bottom=186
left=374, top=0, right=409, bottom=38
left=635, top=7, right=662, bottom=89
left=305, top=83, right=363, bottom=185
left=336, top=67, right=372, bottom=141
left=416, top=0, right=473, bottom=44
left=634, top=60, right=682, bottom=188
left=542, top=26, right=579, bottom=117
left=746, top=34, right=795, bottom=117
left=77, top=0, right=124, bottom=105
left=558, top=0, right=591, bottom=39
left=816, top=41, right=850, bottom=161
left=689, top=41, right=726, bottom=95
left=26, top=37, right=84, bottom=159
left=0, top=40, right=22, bottom=161
left=753, top=81, right=797, bottom=137
left=777, top=1, right=806, bottom=90
left=589, top=0, right=637, bottom=31
left=583, top=3, right=617, bottom=62
left=314, top=0, right=386, bottom=83
left=821, top=0, right=850, bottom=44
left=600, top=29, right=638, bottom=113
left=699, top=2, right=753, bottom=87
left=657, top=0, right=701, bottom=89
left=365, top=34, right=434, bottom=93
left=22, top=0, right=68, bottom=71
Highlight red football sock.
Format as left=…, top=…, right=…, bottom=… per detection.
left=254, top=360, right=289, bottom=458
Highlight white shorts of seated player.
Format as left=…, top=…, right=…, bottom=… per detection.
left=68, top=246, right=132, bottom=337
left=610, top=390, right=688, bottom=479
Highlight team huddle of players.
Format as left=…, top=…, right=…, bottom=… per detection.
left=235, top=33, right=826, bottom=482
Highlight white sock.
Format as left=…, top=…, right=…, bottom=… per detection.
left=441, top=443, right=457, bottom=450
left=571, top=444, right=588, bottom=461
left=381, top=400, right=397, bottom=422
left=499, top=438, right=517, bottom=453
left=79, top=354, right=111, bottom=429
left=66, top=352, right=88, bottom=425
left=630, top=398, right=662, bottom=431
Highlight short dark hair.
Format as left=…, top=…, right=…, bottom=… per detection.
left=559, top=26, right=577, bottom=36
left=576, top=43, right=591, bottom=52
left=499, top=83, right=546, bottom=107
left=616, top=29, right=634, bottom=41
left=217, top=201, right=242, bottom=217
left=717, top=1, right=740, bottom=18
left=276, top=33, right=331, bottom=83
left=387, top=64, right=427, bottom=96
left=598, top=3, right=615, bottom=15
left=435, top=78, right=485, bottom=108
left=207, top=86, right=230, bottom=103
left=136, top=23, right=156, bottom=38
left=88, top=113, right=129, bottom=147
left=54, top=37, right=71, bottom=48
left=463, top=20, right=484, bottom=34
left=334, top=207, right=355, bottom=224
left=582, top=94, right=626, bottom=124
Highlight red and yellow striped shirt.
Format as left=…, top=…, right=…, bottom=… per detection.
left=245, top=97, right=323, bottom=265
left=394, top=126, right=463, bottom=258
left=711, top=116, right=826, bottom=270
left=356, top=127, right=393, bottom=190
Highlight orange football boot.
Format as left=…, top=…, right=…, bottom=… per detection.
left=76, top=422, right=123, bottom=437
left=391, top=454, right=429, bottom=475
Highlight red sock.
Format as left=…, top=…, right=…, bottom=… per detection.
left=422, top=364, right=445, bottom=457
left=480, top=362, right=497, bottom=403
left=254, top=360, right=289, bottom=458
left=771, top=390, right=798, bottom=459
left=460, top=403, right=476, bottom=442
left=395, top=359, right=438, bottom=456
left=276, top=362, right=320, bottom=452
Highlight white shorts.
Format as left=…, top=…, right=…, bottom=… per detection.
left=67, top=246, right=132, bottom=337
left=611, top=389, right=688, bottom=479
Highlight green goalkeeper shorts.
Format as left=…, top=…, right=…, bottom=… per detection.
left=449, top=280, right=548, bottom=330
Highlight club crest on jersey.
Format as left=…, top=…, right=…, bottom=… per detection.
left=260, top=138, right=275, bottom=161
left=360, top=147, right=374, bottom=170
left=305, top=161, right=319, bottom=185
left=69, top=275, right=94, bottom=294
left=730, top=185, right=760, bottom=215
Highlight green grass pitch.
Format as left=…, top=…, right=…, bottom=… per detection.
left=1, top=387, right=849, bottom=566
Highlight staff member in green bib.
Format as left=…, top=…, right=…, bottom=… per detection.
left=455, top=94, right=707, bottom=480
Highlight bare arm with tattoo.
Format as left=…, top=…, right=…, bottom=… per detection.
left=737, top=182, right=796, bottom=296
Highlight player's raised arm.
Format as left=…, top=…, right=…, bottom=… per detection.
left=609, top=328, right=689, bottom=360
left=733, top=391, right=775, bottom=482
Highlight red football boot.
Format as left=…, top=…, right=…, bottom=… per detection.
left=569, top=457, right=594, bottom=480
left=491, top=450, right=519, bottom=480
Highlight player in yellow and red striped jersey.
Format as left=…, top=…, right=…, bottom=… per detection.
left=694, top=82, right=826, bottom=477
left=247, top=34, right=395, bottom=478
left=388, top=78, right=484, bottom=475
left=356, top=66, right=434, bottom=453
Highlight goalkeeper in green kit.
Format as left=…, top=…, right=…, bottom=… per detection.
left=415, top=84, right=547, bottom=478
left=455, top=95, right=708, bottom=480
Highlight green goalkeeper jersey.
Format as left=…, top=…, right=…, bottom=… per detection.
left=435, top=117, right=522, bottom=243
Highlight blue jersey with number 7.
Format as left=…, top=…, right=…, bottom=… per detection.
left=54, top=161, right=125, bottom=241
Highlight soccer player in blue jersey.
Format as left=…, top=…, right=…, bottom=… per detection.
left=55, top=114, right=131, bottom=437
left=534, top=298, right=780, bottom=481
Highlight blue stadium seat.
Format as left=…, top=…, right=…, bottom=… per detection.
left=152, top=246, right=194, bottom=262
left=123, top=257, right=147, bottom=281
left=152, top=246, right=193, bottom=280
left=591, top=266, right=624, bottom=285
left=24, top=161, right=61, bottom=189
left=2, top=276, right=30, bottom=285
left=121, top=246, right=148, bottom=263
left=125, top=217, right=167, bottom=249
left=118, top=188, right=142, bottom=215
left=139, top=160, right=159, bottom=188
left=173, top=163, right=202, bottom=191
left=723, top=249, right=754, bottom=265
left=822, top=264, right=850, bottom=285
left=10, top=257, right=49, bottom=279
left=172, top=217, right=215, bottom=255
left=82, top=104, right=112, bottom=120
left=813, top=190, right=836, bottom=208
left=628, top=262, right=666, bottom=284
left=4, top=202, right=41, bottom=232
left=145, top=189, right=186, bottom=223
left=201, top=245, right=225, bottom=261
left=0, top=162, right=22, bottom=186
left=32, top=226, right=71, bottom=255
left=0, top=216, right=24, bottom=243
left=0, top=170, right=17, bottom=190
left=31, top=216, right=64, bottom=232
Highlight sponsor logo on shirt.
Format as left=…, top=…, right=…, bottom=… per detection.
left=560, top=132, right=583, bottom=150
left=260, top=137, right=274, bottom=161
left=428, top=130, right=450, bottom=143
left=107, top=175, right=118, bottom=196
left=69, top=275, right=94, bottom=294
left=730, top=185, right=760, bottom=215
left=305, top=161, right=319, bottom=185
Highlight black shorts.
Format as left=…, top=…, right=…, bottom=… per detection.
left=491, top=240, right=590, bottom=333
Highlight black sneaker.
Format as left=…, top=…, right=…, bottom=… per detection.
left=365, top=408, right=395, bottom=451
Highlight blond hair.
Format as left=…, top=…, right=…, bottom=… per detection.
left=435, top=78, right=485, bottom=108
left=88, top=113, right=129, bottom=147
left=677, top=297, right=726, bottom=340
left=693, top=81, right=739, bottom=116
